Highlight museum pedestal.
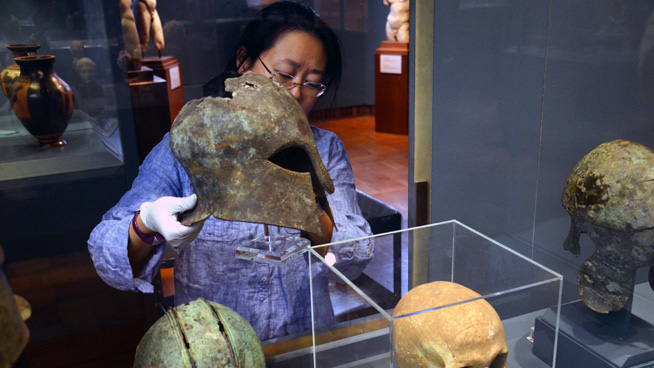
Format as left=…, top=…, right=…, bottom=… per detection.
left=374, top=41, right=408, bottom=135
left=533, top=300, right=654, bottom=368
left=142, top=56, right=185, bottom=124
left=128, top=66, right=174, bottom=162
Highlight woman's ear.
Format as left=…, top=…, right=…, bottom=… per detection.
left=236, top=47, right=251, bottom=73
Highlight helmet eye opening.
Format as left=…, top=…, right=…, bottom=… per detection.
left=267, top=146, right=312, bottom=174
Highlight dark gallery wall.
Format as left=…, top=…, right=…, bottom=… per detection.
left=331, top=1, right=389, bottom=109
left=153, top=0, right=388, bottom=109
left=426, top=0, right=654, bottom=300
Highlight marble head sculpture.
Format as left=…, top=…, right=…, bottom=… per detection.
left=170, top=72, right=334, bottom=237
left=562, top=139, right=654, bottom=313
left=392, top=281, right=508, bottom=368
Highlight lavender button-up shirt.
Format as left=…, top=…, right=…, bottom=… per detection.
left=88, top=126, right=373, bottom=341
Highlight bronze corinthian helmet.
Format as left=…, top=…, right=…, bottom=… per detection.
left=562, top=139, right=654, bottom=313
left=170, top=72, right=334, bottom=237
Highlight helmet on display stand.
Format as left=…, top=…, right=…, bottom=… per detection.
left=562, top=139, right=654, bottom=313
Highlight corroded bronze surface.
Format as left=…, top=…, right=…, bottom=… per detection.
left=134, top=298, right=265, bottom=367
left=170, top=72, right=334, bottom=237
left=0, top=245, right=30, bottom=368
left=562, top=139, right=654, bottom=313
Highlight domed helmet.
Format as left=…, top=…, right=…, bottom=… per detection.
left=392, top=281, right=508, bottom=368
left=0, top=245, right=30, bottom=368
left=170, top=72, right=334, bottom=238
left=562, top=139, right=654, bottom=313
left=134, top=298, right=265, bottom=367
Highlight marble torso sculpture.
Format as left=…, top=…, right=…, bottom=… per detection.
left=384, top=0, right=409, bottom=43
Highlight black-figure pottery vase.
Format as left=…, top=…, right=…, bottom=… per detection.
left=9, top=55, right=73, bottom=148
left=1, top=44, right=40, bottom=98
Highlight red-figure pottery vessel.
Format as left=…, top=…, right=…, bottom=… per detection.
left=1, top=44, right=40, bottom=98
left=9, top=55, right=73, bottom=148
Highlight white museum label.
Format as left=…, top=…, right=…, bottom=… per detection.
left=380, top=54, right=402, bottom=74
left=169, top=65, right=181, bottom=90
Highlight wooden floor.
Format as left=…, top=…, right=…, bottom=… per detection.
left=5, top=114, right=409, bottom=367
left=312, top=115, right=409, bottom=227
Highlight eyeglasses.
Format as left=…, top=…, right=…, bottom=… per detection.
left=258, top=58, right=327, bottom=97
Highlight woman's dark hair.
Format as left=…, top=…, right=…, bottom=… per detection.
left=204, top=1, right=342, bottom=102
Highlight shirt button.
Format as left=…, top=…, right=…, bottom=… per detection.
left=261, top=275, right=268, bottom=282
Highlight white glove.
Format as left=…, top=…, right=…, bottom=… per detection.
left=139, top=194, right=204, bottom=248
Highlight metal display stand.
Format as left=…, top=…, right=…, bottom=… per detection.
left=235, top=233, right=310, bottom=265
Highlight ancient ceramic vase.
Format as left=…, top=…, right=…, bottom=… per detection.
left=1, top=43, right=40, bottom=98
left=9, top=55, right=73, bottom=148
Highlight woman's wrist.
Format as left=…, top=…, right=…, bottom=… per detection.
left=131, top=211, right=164, bottom=245
left=135, top=212, right=157, bottom=236
left=127, top=222, right=156, bottom=275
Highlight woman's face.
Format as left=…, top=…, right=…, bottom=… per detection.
left=239, top=30, right=327, bottom=116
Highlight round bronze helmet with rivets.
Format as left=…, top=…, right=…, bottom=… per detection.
left=133, top=298, right=265, bottom=367
left=562, top=139, right=654, bottom=313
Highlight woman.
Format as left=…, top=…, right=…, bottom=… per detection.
left=88, top=1, right=373, bottom=341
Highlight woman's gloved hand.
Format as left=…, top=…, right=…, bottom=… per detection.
left=139, top=194, right=204, bottom=248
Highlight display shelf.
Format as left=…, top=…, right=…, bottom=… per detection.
left=275, top=220, right=564, bottom=367
left=534, top=300, right=654, bottom=368
left=0, top=110, right=123, bottom=182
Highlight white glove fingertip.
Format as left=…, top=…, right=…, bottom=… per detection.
left=139, top=201, right=152, bottom=213
left=181, top=193, right=198, bottom=210
left=170, top=194, right=197, bottom=213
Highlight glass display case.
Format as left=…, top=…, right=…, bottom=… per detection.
left=0, top=2, right=390, bottom=366
left=410, top=1, right=654, bottom=366
left=263, top=220, right=563, bottom=367
left=0, top=1, right=139, bottom=262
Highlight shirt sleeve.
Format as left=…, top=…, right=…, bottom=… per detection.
left=313, top=127, right=374, bottom=280
left=88, top=134, right=191, bottom=293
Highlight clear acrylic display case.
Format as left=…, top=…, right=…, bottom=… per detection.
left=263, top=220, right=563, bottom=367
